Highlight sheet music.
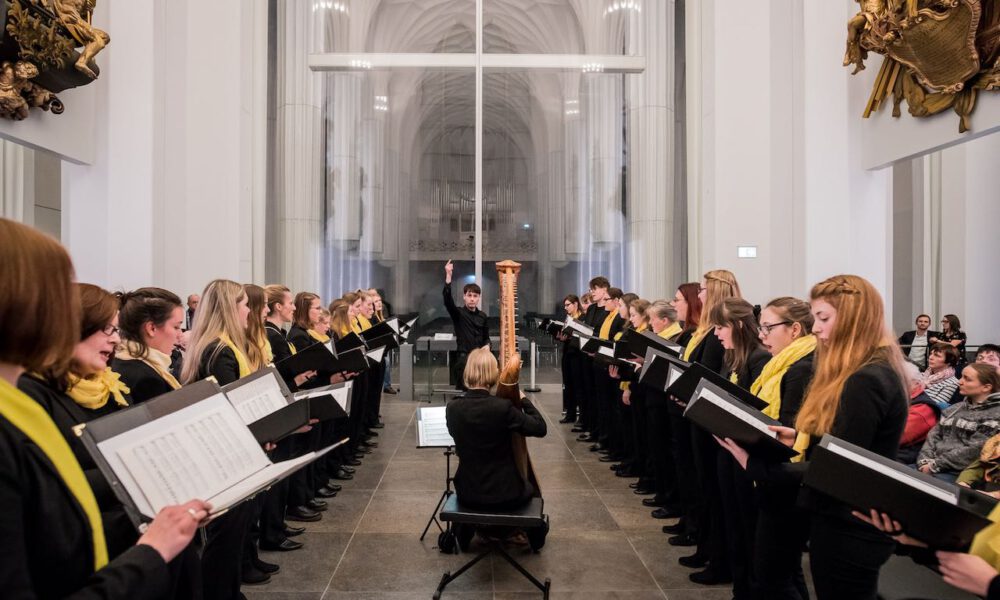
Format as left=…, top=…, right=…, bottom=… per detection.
left=206, top=443, right=339, bottom=512
left=331, top=383, right=352, bottom=413
left=697, top=387, right=776, bottom=438
left=434, top=333, right=454, bottom=341
left=366, top=347, right=386, bottom=362
left=826, top=440, right=958, bottom=505
left=598, top=345, right=615, bottom=358
left=417, top=406, right=454, bottom=447
left=98, top=394, right=270, bottom=517
left=564, top=319, right=594, bottom=336
left=224, top=373, right=288, bottom=424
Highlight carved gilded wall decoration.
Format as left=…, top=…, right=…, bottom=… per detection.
left=0, top=0, right=109, bottom=120
left=845, top=0, right=1000, bottom=133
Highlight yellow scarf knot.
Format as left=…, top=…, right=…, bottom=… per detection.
left=750, top=335, right=817, bottom=420
left=67, top=368, right=130, bottom=410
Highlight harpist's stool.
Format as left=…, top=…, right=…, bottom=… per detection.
left=435, top=494, right=551, bottom=599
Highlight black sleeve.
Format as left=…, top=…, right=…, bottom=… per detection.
left=747, top=350, right=771, bottom=386
left=127, top=375, right=172, bottom=405
left=202, top=345, right=241, bottom=386
left=70, top=545, right=171, bottom=600
left=698, top=334, right=727, bottom=375
left=989, top=574, right=1000, bottom=600
left=443, top=284, right=460, bottom=321
left=480, top=320, right=490, bottom=347
left=778, top=357, right=813, bottom=427
left=829, top=369, right=894, bottom=450
left=746, top=456, right=807, bottom=487
left=507, top=400, right=547, bottom=438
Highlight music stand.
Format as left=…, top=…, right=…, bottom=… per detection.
left=416, top=405, right=457, bottom=543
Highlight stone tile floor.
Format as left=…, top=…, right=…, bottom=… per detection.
left=244, top=391, right=731, bottom=599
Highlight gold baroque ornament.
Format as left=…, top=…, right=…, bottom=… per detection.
left=845, top=0, right=1000, bottom=133
left=0, top=0, right=109, bottom=120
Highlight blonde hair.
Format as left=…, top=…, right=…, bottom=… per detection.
left=795, top=275, right=906, bottom=436
left=330, top=302, right=352, bottom=338
left=463, top=347, right=499, bottom=390
left=182, top=279, right=262, bottom=383
left=699, top=269, right=742, bottom=335
left=630, top=299, right=651, bottom=329
left=264, top=284, right=291, bottom=314
left=243, top=284, right=269, bottom=368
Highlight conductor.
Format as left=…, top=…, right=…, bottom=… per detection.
left=443, top=260, right=490, bottom=389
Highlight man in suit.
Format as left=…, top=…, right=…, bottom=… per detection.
left=899, top=314, right=939, bottom=370
left=185, top=293, right=200, bottom=330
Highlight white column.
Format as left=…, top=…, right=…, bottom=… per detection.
left=275, top=0, right=324, bottom=294
left=0, top=141, right=32, bottom=223
left=627, top=0, right=674, bottom=300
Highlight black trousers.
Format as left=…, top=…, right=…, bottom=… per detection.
left=628, top=386, right=648, bottom=475
left=288, top=429, right=319, bottom=506
left=692, top=426, right=728, bottom=572
left=449, top=351, right=469, bottom=390
left=580, top=357, right=598, bottom=433
left=809, top=514, right=895, bottom=600
left=755, top=504, right=809, bottom=600
left=365, top=362, right=384, bottom=428
left=260, top=439, right=293, bottom=545
left=668, top=406, right=700, bottom=535
left=561, top=349, right=580, bottom=419
left=202, top=501, right=255, bottom=600
left=646, top=398, right=675, bottom=503
left=718, top=451, right=757, bottom=598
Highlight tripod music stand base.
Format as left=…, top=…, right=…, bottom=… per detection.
left=433, top=543, right=551, bottom=599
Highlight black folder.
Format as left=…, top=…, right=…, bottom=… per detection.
left=361, top=320, right=396, bottom=342
left=293, top=380, right=352, bottom=421
left=664, top=359, right=768, bottom=411
left=575, top=332, right=614, bottom=355
left=274, top=342, right=369, bottom=382
left=804, top=435, right=998, bottom=550
left=221, top=367, right=309, bottom=444
left=331, top=347, right=370, bottom=374
left=617, top=329, right=682, bottom=361
left=638, top=348, right=683, bottom=391
left=334, top=332, right=367, bottom=354
left=364, top=332, right=400, bottom=351
left=684, top=380, right=796, bottom=461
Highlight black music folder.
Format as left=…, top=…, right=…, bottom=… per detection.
left=364, top=332, right=400, bottom=351
left=684, top=380, right=796, bottom=461
left=804, top=435, right=998, bottom=550
left=292, top=380, right=353, bottom=421
left=334, top=332, right=367, bottom=354
left=274, top=342, right=369, bottom=382
left=617, top=329, right=682, bottom=361
left=664, top=359, right=768, bottom=411
left=639, top=348, right=688, bottom=392
left=221, top=367, right=309, bottom=444
left=575, top=332, right=614, bottom=355
left=76, top=379, right=345, bottom=527
left=361, top=320, right=396, bottom=342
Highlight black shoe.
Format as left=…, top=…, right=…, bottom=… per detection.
left=558, top=416, right=575, bottom=424
left=598, top=455, right=618, bottom=463
left=332, top=468, right=354, bottom=480
left=662, top=521, right=686, bottom=535
left=343, top=458, right=362, bottom=467
left=316, top=486, right=339, bottom=498
left=253, top=557, right=281, bottom=574
left=689, top=568, right=732, bottom=586
left=340, top=466, right=356, bottom=474
left=383, top=387, right=397, bottom=394
left=651, top=507, right=683, bottom=519
left=357, top=447, right=373, bottom=455
left=360, top=440, right=378, bottom=448
left=588, top=444, right=602, bottom=452
left=259, top=538, right=304, bottom=552
left=628, top=481, right=640, bottom=489
left=306, top=498, right=328, bottom=511
left=284, top=524, right=305, bottom=537
left=324, top=482, right=344, bottom=492
left=372, top=422, right=385, bottom=429
left=633, top=488, right=655, bottom=496
left=571, top=426, right=585, bottom=433
left=668, top=534, right=697, bottom=547
left=241, top=566, right=271, bottom=586
left=615, top=469, right=639, bottom=478
left=642, top=497, right=668, bottom=507
left=678, top=553, right=709, bottom=569
left=286, top=506, right=321, bottom=522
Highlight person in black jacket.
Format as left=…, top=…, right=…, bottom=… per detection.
left=592, top=287, right=626, bottom=456
left=0, top=218, right=208, bottom=599
left=443, top=260, right=490, bottom=390
left=557, top=294, right=584, bottom=424
left=446, top=347, right=547, bottom=508
left=898, top=314, right=938, bottom=371
left=113, top=287, right=185, bottom=403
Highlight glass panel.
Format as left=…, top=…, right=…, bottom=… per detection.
left=481, top=71, right=627, bottom=322
left=484, top=0, right=634, bottom=55
left=320, top=69, right=477, bottom=331
left=309, top=0, right=476, bottom=54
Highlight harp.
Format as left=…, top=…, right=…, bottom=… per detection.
left=495, top=259, right=541, bottom=495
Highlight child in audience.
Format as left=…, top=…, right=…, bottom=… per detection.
left=916, top=363, right=1000, bottom=481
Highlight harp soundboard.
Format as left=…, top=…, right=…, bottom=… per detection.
left=496, top=259, right=521, bottom=370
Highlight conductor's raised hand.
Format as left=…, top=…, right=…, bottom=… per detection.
left=445, top=259, right=454, bottom=284
left=137, top=499, right=212, bottom=563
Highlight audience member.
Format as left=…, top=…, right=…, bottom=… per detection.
left=917, top=363, right=1000, bottom=482
left=898, top=314, right=937, bottom=370
left=921, top=343, right=961, bottom=408
left=897, top=361, right=941, bottom=465
left=977, top=344, right=1000, bottom=372
left=931, top=314, right=967, bottom=358
left=185, top=293, right=200, bottom=330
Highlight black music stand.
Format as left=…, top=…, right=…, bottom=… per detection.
left=416, top=405, right=457, bottom=544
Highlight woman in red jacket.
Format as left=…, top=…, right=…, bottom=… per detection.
left=898, top=361, right=941, bottom=465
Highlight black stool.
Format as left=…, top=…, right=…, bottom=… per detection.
left=435, top=494, right=551, bottom=599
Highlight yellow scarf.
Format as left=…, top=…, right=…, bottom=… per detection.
left=115, top=341, right=181, bottom=390
left=599, top=311, right=617, bottom=340
left=683, top=328, right=709, bottom=361
left=970, top=504, right=1000, bottom=571
left=0, top=378, right=108, bottom=569
left=350, top=318, right=362, bottom=335
left=569, top=310, right=581, bottom=320
left=67, top=368, right=130, bottom=410
left=307, top=329, right=331, bottom=343
left=660, top=322, right=682, bottom=340
left=219, top=334, right=251, bottom=378
left=256, top=333, right=274, bottom=365
left=357, top=314, right=373, bottom=331
left=750, top=335, right=817, bottom=420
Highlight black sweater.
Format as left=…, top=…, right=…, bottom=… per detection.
left=110, top=358, right=173, bottom=404
left=197, top=341, right=242, bottom=387
left=443, top=284, right=490, bottom=352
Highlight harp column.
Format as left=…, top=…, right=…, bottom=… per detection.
left=626, top=0, right=675, bottom=300
left=274, top=0, right=324, bottom=293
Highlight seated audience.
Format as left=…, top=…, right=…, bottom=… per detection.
left=957, top=432, right=1000, bottom=498
left=978, top=344, right=1000, bottom=372
left=897, top=361, right=941, bottom=465
left=931, top=313, right=967, bottom=359
left=921, top=342, right=961, bottom=408
left=898, top=314, right=938, bottom=370
left=917, top=363, right=1000, bottom=481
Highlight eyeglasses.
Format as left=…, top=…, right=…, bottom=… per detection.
left=101, top=324, right=121, bottom=337
left=758, top=321, right=791, bottom=336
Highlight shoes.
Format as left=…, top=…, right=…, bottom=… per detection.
left=678, top=553, right=709, bottom=569
left=689, top=568, right=733, bottom=585
left=382, top=387, right=397, bottom=395
left=343, top=458, right=362, bottom=467
left=316, top=486, right=339, bottom=498
left=628, top=482, right=640, bottom=489
left=340, top=466, right=356, bottom=474
left=357, top=447, right=373, bottom=455
left=558, top=416, right=576, bottom=424
left=668, top=534, right=697, bottom=547
left=259, top=538, right=304, bottom=552
left=633, top=487, right=655, bottom=496
left=241, top=566, right=271, bottom=586
left=284, top=524, right=305, bottom=537
left=580, top=435, right=597, bottom=442
left=571, top=426, right=585, bottom=433
left=662, top=522, right=686, bottom=535
left=306, top=498, right=328, bottom=511
left=598, top=455, right=617, bottom=463
left=642, top=497, right=668, bottom=507
left=615, top=469, right=639, bottom=478
left=324, top=482, right=344, bottom=492
left=372, top=422, right=385, bottom=429
left=332, top=468, right=354, bottom=480
left=253, top=557, right=280, bottom=574
left=286, top=506, right=321, bottom=522
left=360, top=440, right=378, bottom=448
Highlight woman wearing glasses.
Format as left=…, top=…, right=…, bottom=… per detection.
left=559, top=294, right=584, bottom=424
